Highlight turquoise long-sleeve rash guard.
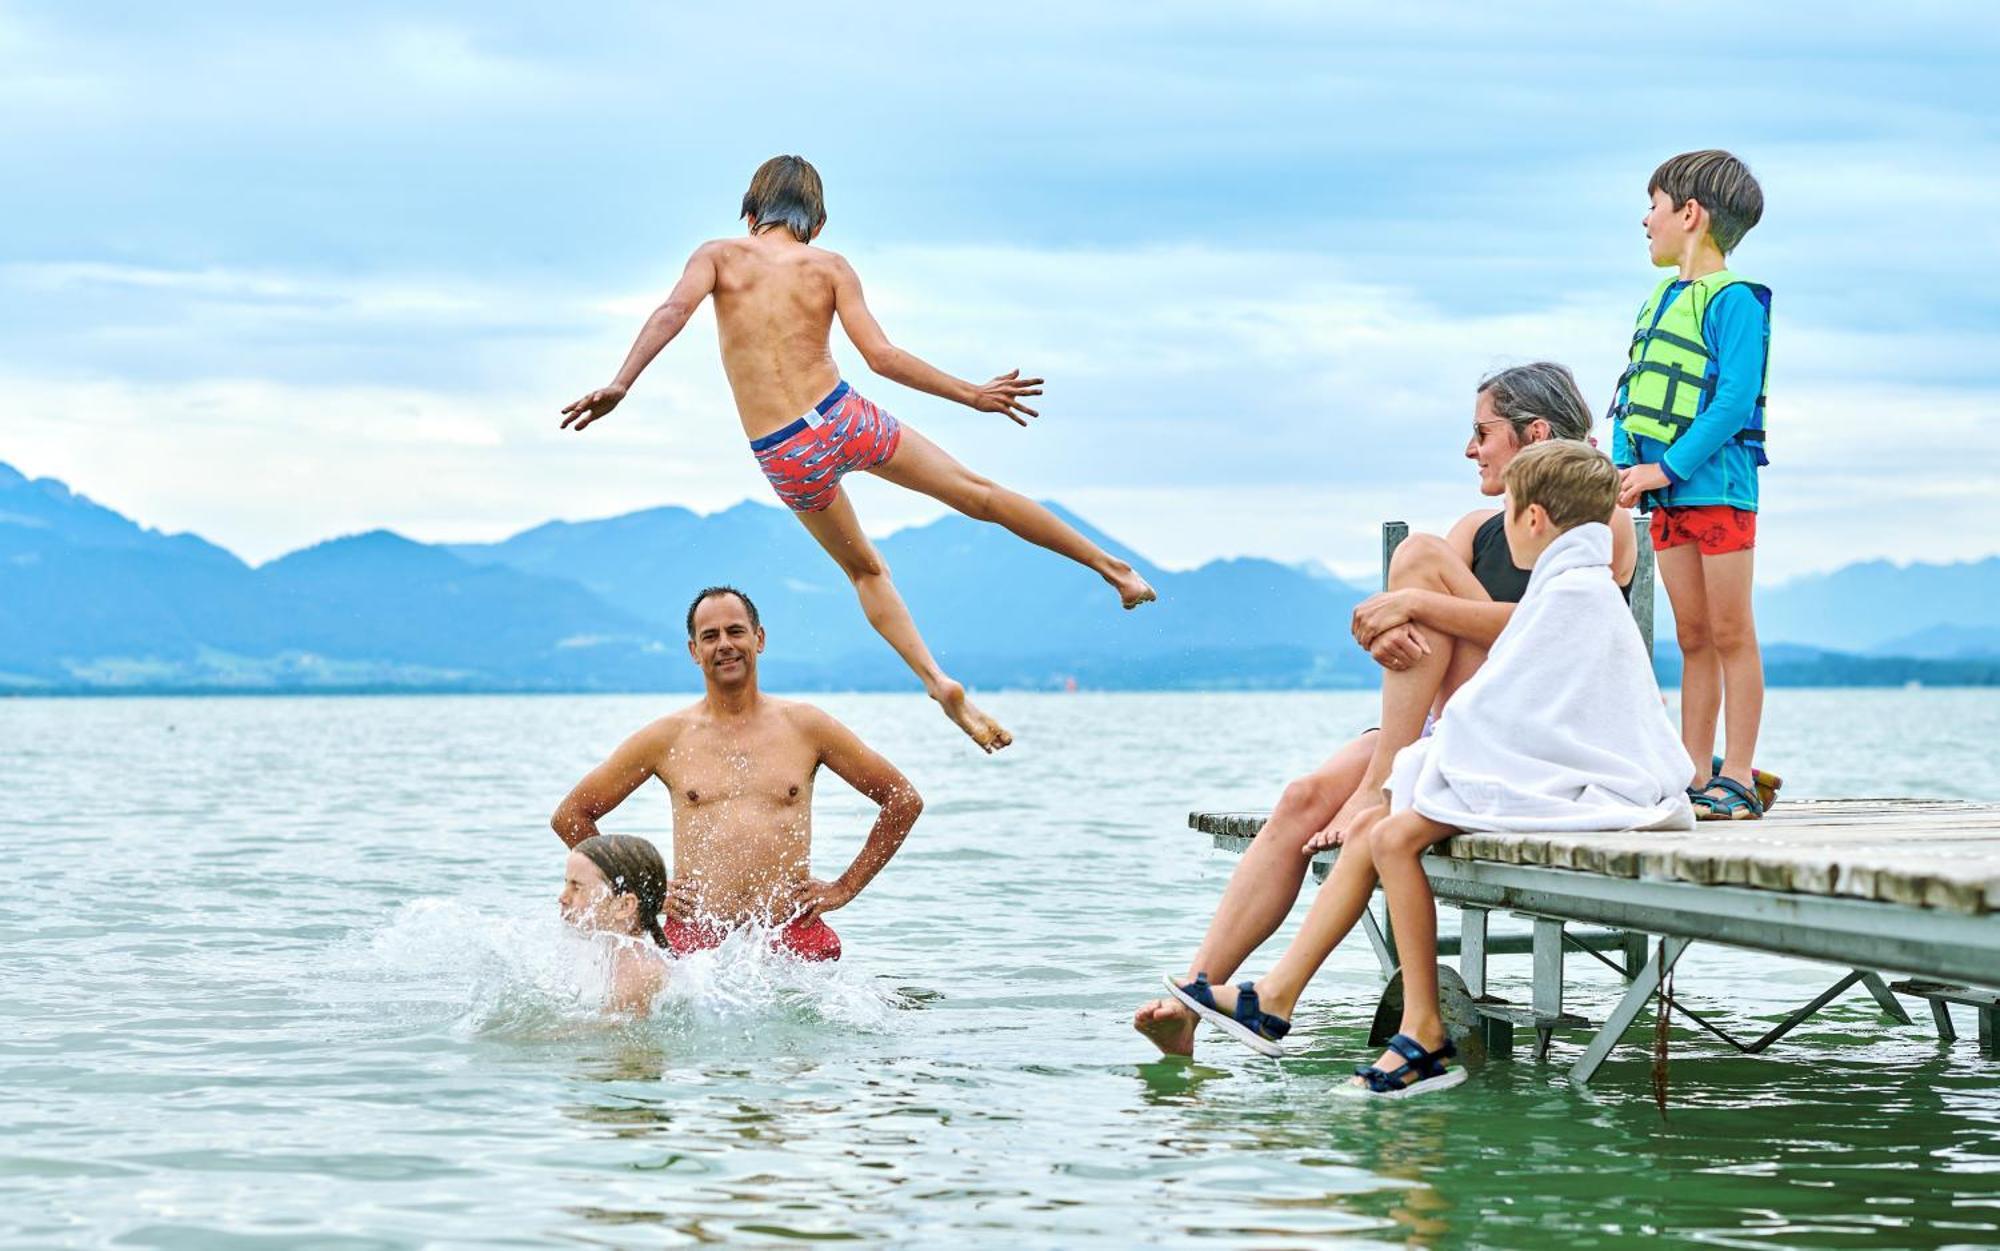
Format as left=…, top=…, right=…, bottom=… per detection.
left=1611, top=280, right=1768, bottom=512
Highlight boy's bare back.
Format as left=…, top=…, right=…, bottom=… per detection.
left=699, top=232, right=849, bottom=438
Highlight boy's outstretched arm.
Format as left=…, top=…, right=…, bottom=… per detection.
left=830, top=256, right=1042, bottom=426
left=561, top=246, right=720, bottom=430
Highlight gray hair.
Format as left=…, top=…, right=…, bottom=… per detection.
left=1476, top=361, right=1593, bottom=444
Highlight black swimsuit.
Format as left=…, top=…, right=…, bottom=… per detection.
left=1471, top=511, right=1630, bottom=603
left=1471, top=512, right=1532, bottom=604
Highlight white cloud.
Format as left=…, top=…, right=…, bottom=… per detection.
left=7, top=242, right=1995, bottom=582
left=3, top=3, right=1995, bottom=585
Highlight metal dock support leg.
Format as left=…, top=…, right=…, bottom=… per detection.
left=1532, top=917, right=1565, bottom=1060
left=1620, top=931, right=1650, bottom=980
left=1459, top=906, right=1489, bottom=999
left=1928, top=999, right=1958, bottom=1043
left=1888, top=980, right=1997, bottom=1054
left=1571, top=937, right=1692, bottom=1085
left=1857, top=972, right=1914, bottom=1025
left=1359, top=904, right=1398, bottom=981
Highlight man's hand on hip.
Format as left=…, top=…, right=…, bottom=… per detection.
left=786, top=878, right=855, bottom=922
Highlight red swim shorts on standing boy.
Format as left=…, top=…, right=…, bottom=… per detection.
left=660, top=915, right=843, bottom=962
left=749, top=380, right=903, bottom=514
left=1650, top=504, right=1756, bottom=555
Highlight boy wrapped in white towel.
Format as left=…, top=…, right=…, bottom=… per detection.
left=1360, top=441, right=1693, bottom=1095
left=1163, top=441, right=1691, bottom=1097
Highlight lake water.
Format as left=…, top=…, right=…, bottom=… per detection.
left=3, top=689, right=1997, bottom=1249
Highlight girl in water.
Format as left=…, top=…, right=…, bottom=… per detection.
left=559, top=834, right=670, bottom=1015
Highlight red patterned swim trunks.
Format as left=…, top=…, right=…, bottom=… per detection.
left=660, top=915, right=843, bottom=962
left=1650, top=505, right=1757, bottom=556
left=749, top=380, right=903, bottom=513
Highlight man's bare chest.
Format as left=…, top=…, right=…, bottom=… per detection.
left=661, top=735, right=818, bottom=813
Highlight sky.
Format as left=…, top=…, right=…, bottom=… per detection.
left=3, top=1, right=1996, bottom=582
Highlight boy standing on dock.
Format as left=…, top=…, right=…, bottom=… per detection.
left=1610, top=150, right=1773, bottom=820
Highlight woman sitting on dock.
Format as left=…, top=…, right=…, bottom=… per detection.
left=1135, top=362, right=1638, bottom=1058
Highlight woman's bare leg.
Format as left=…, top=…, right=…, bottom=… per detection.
left=1325, top=534, right=1494, bottom=838
left=1134, top=734, right=1374, bottom=1056
left=870, top=425, right=1156, bottom=608
left=794, top=491, right=1011, bottom=752
left=1178, top=804, right=1393, bottom=1023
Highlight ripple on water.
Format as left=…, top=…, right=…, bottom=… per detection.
left=1, top=691, right=1997, bottom=1248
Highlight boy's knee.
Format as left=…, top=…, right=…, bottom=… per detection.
left=960, top=475, right=1001, bottom=521
left=1709, top=614, right=1756, bottom=654
left=1373, top=816, right=1429, bottom=861
left=843, top=550, right=890, bottom=581
left=1674, top=619, right=1713, bottom=655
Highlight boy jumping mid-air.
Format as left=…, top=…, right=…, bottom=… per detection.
left=1611, top=150, right=1777, bottom=819
left=561, top=155, right=1155, bottom=752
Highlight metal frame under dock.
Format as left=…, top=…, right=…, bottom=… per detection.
left=1191, top=799, right=2000, bottom=1083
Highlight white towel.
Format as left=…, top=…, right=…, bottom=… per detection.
left=1387, top=522, right=1696, bottom=833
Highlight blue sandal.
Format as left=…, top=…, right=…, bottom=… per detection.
left=1162, top=973, right=1292, bottom=1057
left=1692, top=773, right=1765, bottom=821
left=1711, top=756, right=1782, bottom=812
left=1348, top=1032, right=1468, bottom=1099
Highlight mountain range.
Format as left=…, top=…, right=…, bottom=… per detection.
left=3, top=459, right=1996, bottom=693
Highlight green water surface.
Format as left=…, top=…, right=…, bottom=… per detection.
left=1, top=690, right=1995, bottom=1248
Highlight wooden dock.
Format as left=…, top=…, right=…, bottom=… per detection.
left=1191, top=799, right=2000, bottom=1080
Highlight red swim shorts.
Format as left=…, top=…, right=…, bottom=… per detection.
left=660, top=915, right=843, bottom=962
left=1650, top=505, right=1757, bottom=556
left=749, top=380, right=903, bottom=513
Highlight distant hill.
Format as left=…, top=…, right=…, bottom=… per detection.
left=1866, top=623, right=2000, bottom=660
left=1, top=461, right=1367, bottom=692
left=1653, top=641, right=2000, bottom=689
left=1756, top=557, right=2000, bottom=652
left=5, top=458, right=1997, bottom=692
left=0, top=464, right=683, bottom=691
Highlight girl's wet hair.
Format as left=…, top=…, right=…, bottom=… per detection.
left=572, top=834, right=668, bottom=947
left=741, top=155, right=827, bottom=243
left=1476, top=362, right=1594, bottom=445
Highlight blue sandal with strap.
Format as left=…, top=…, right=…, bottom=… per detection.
left=1692, top=773, right=1766, bottom=821
left=1162, top=973, right=1292, bottom=1057
left=1711, top=756, right=1783, bottom=812
left=1347, top=1032, right=1468, bottom=1100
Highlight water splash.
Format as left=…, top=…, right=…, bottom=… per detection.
left=328, top=897, right=901, bottom=1045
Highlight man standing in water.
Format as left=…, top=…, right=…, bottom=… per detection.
left=551, top=586, right=922, bottom=961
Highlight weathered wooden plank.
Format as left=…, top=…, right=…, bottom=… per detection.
left=1190, top=802, right=2000, bottom=913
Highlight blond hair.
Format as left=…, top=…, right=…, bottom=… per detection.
left=1503, top=440, right=1619, bottom=532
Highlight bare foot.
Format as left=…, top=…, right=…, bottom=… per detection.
left=1106, top=562, right=1157, bottom=610
left=1134, top=997, right=1197, bottom=1057
left=1306, top=788, right=1385, bottom=852
left=933, top=679, right=1013, bottom=753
